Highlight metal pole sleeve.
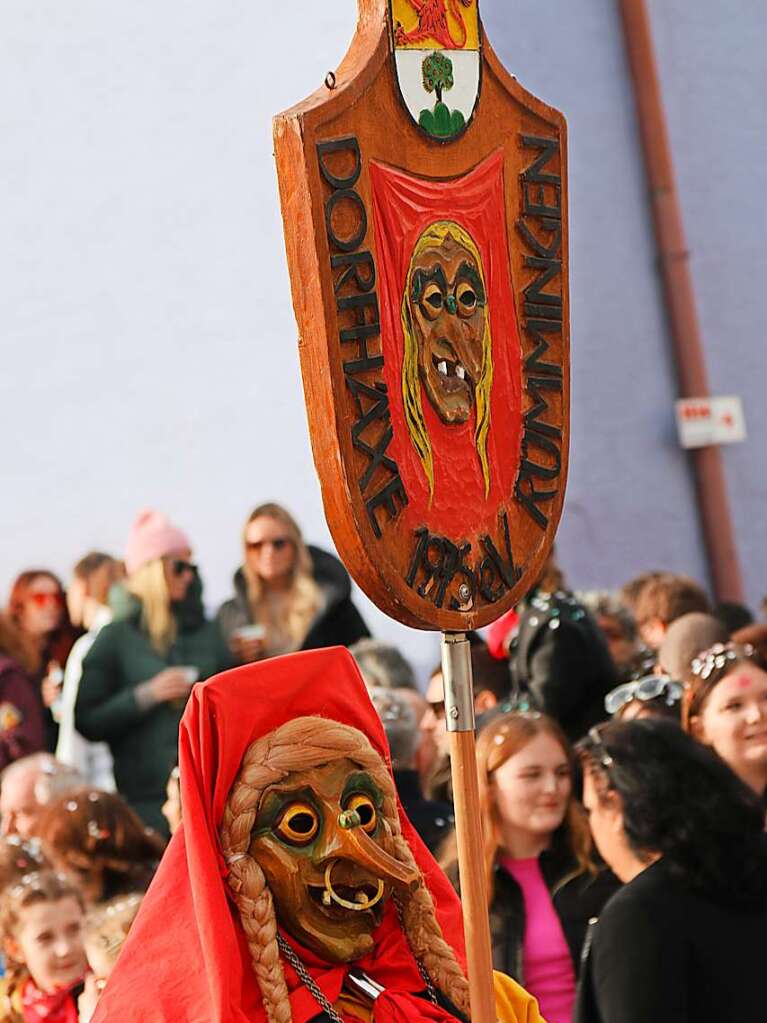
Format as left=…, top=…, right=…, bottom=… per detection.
left=441, top=633, right=475, bottom=733
left=617, top=0, right=744, bottom=602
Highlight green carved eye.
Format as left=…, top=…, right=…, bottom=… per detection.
left=274, top=802, right=319, bottom=846
left=345, top=793, right=377, bottom=834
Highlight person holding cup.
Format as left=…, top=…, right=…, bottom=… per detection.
left=218, top=502, right=369, bottom=663
left=75, top=509, right=232, bottom=833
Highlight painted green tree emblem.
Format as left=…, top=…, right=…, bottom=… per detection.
left=419, top=52, right=466, bottom=139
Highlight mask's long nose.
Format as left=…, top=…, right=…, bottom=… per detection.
left=323, top=815, right=419, bottom=892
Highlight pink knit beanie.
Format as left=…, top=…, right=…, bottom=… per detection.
left=124, top=509, right=191, bottom=576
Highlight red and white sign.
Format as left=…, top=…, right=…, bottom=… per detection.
left=675, top=395, right=746, bottom=449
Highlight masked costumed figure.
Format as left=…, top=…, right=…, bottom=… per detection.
left=90, top=647, right=544, bottom=1023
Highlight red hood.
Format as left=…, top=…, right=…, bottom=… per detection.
left=93, top=647, right=466, bottom=1022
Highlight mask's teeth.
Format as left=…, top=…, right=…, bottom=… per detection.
left=456, top=364, right=466, bottom=380
left=437, top=360, right=448, bottom=376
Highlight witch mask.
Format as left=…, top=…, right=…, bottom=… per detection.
left=221, top=717, right=424, bottom=964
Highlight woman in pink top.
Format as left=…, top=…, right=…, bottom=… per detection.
left=441, top=711, right=617, bottom=1023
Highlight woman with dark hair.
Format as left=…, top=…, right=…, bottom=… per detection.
left=6, top=571, right=80, bottom=750
left=35, top=787, right=165, bottom=903
left=217, top=502, right=369, bottom=663
left=0, top=618, right=44, bottom=769
left=682, top=641, right=767, bottom=796
left=576, top=719, right=767, bottom=1023
left=441, top=711, right=616, bottom=1023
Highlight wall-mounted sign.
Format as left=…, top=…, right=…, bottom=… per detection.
left=675, top=395, right=747, bottom=450
left=273, top=0, right=570, bottom=631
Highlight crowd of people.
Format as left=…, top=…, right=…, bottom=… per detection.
left=0, top=503, right=765, bottom=1022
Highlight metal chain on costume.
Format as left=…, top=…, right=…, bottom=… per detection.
left=394, top=895, right=439, bottom=1005
left=276, top=934, right=345, bottom=1023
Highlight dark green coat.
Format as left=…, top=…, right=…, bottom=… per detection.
left=75, top=583, right=232, bottom=833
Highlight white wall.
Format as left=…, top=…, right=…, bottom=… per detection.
left=2, top=1, right=764, bottom=679
left=0, top=0, right=441, bottom=679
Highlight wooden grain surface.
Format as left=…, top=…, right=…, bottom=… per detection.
left=274, top=0, right=569, bottom=631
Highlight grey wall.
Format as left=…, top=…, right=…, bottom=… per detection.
left=484, top=0, right=766, bottom=608
left=1, top=1, right=764, bottom=674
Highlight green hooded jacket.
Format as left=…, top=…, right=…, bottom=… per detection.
left=75, top=579, right=232, bottom=833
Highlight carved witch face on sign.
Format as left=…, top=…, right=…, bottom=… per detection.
left=402, top=220, right=493, bottom=496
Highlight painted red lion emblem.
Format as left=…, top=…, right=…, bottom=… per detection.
left=394, top=0, right=473, bottom=51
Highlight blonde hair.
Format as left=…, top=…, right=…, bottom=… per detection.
left=83, top=893, right=143, bottom=971
left=401, top=220, right=494, bottom=500
left=220, top=717, right=469, bottom=1023
left=440, top=711, right=594, bottom=904
left=242, top=504, right=321, bottom=650
left=127, top=559, right=175, bottom=654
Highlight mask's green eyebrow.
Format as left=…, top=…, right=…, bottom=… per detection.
left=342, top=771, right=383, bottom=807
left=411, top=264, right=448, bottom=303
left=454, top=261, right=485, bottom=304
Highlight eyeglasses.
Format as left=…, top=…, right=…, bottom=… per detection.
left=170, top=560, right=197, bottom=577
left=604, top=674, right=683, bottom=716
left=27, top=591, right=64, bottom=608
left=245, top=538, right=293, bottom=553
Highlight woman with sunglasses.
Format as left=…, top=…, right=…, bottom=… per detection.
left=217, top=502, right=368, bottom=663
left=6, top=570, right=80, bottom=750
left=440, top=711, right=617, bottom=1023
left=75, top=509, right=232, bottom=833
left=682, top=641, right=767, bottom=797
left=576, top=719, right=767, bottom=1023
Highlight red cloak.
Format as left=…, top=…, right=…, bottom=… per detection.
left=92, top=647, right=467, bottom=1022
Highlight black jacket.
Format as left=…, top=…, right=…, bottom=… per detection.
left=393, top=769, right=454, bottom=856
left=575, top=857, right=767, bottom=1023
left=217, top=546, right=369, bottom=652
left=509, top=589, right=617, bottom=742
left=489, top=840, right=618, bottom=984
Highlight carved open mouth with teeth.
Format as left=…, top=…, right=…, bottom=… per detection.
left=307, top=881, right=385, bottom=922
left=432, top=354, right=473, bottom=391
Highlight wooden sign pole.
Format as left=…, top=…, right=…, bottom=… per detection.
left=273, top=3, right=570, bottom=1019
left=441, top=633, right=495, bottom=1023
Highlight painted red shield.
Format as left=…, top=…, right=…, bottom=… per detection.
left=274, top=0, right=569, bottom=631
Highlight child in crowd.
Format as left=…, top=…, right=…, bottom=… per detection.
left=0, top=870, right=86, bottom=1023
left=77, top=894, right=143, bottom=1023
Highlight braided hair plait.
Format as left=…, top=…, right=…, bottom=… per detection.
left=220, top=717, right=468, bottom=1021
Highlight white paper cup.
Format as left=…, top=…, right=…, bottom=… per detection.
left=232, top=625, right=266, bottom=642
left=180, top=666, right=200, bottom=684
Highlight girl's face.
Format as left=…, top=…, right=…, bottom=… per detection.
left=20, top=575, right=64, bottom=638
left=244, top=517, right=296, bottom=585
left=491, top=732, right=572, bottom=839
left=162, top=549, right=195, bottom=603
left=13, top=897, right=86, bottom=992
left=693, top=662, right=767, bottom=778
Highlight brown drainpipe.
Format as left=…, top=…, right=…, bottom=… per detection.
left=617, top=0, right=744, bottom=603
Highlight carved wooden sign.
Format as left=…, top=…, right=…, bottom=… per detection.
left=274, top=0, right=569, bottom=631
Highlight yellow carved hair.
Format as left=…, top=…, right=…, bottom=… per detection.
left=400, top=220, right=494, bottom=500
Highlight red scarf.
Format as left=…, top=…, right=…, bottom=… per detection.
left=281, top=903, right=461, bottom=1023
left=21, top=979, right=78, bottom=1023
left=92, top=648, right=467, bottom=1023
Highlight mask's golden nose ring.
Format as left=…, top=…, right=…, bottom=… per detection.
left=322, top=859, right=385, bottom=911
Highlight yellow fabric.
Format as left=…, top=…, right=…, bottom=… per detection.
left=493, top=971, right=548, bottom=1023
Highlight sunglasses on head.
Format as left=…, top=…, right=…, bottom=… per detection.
left=246, top=537, right=292, bottom=553
left=28, top=591, right=64, bottom=608
left=170, top=560, right=197, bottom=577
left=604, top=674, right=683, bottom=716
